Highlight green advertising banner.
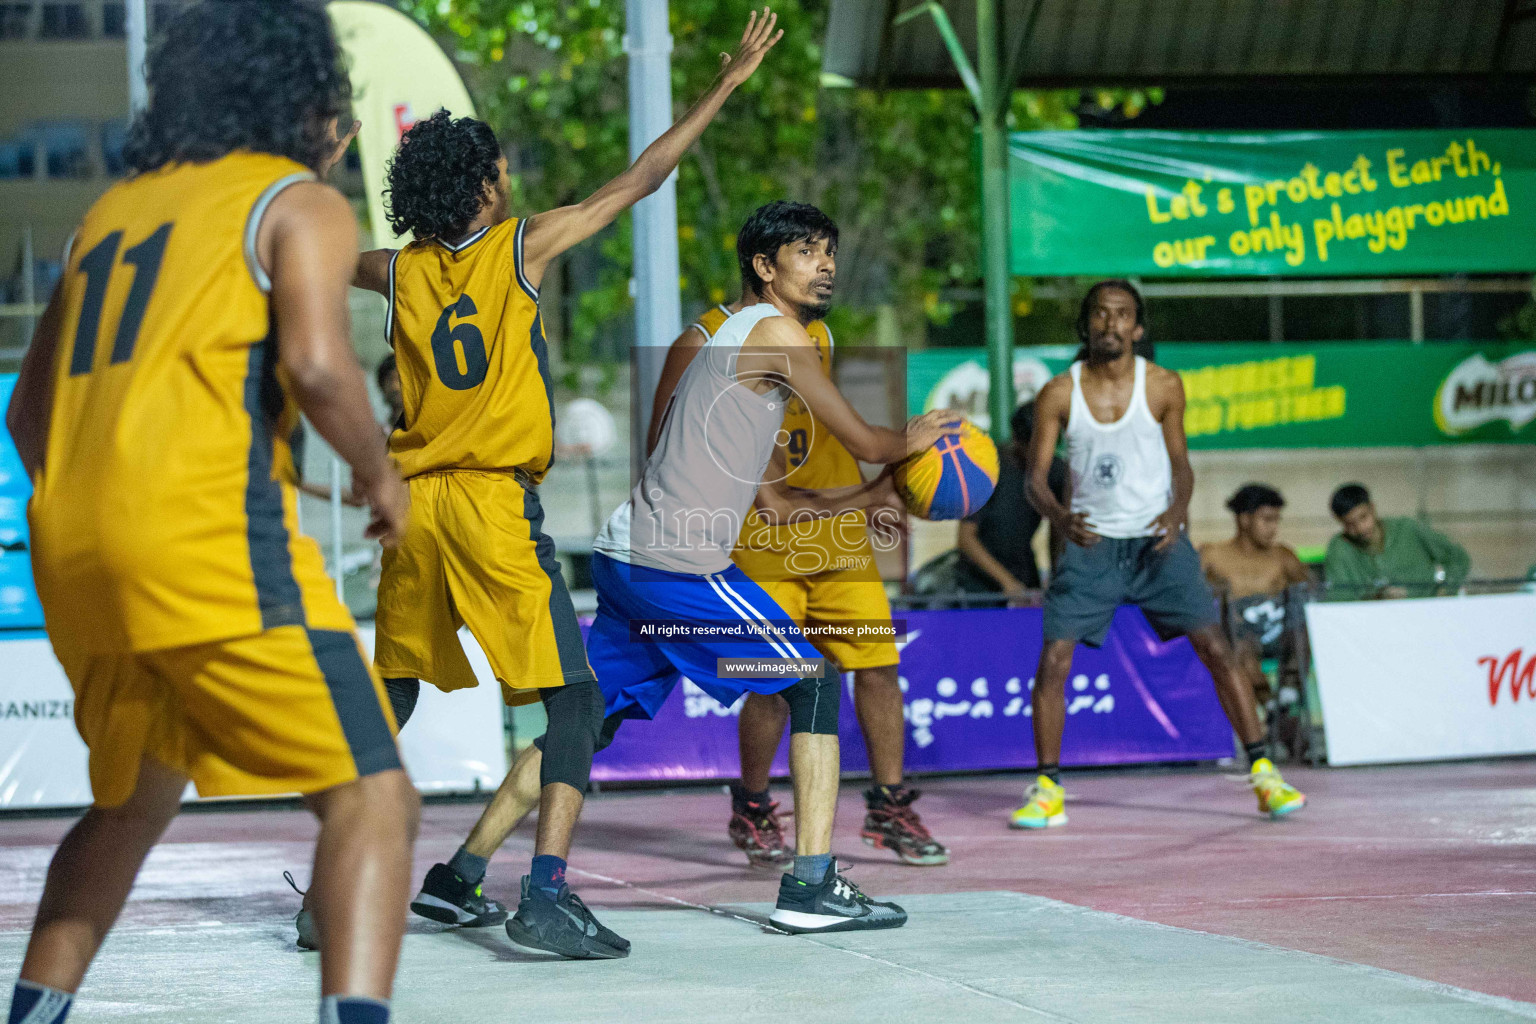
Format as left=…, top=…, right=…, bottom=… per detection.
left=1008, top=130, right=1536, bottom=277
left=909, top=342, right=1536, bottom=450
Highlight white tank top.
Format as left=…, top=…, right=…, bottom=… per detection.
left=594, top=303, right=787, bottom=574
left=1063, top=357, right=1172, bottom=539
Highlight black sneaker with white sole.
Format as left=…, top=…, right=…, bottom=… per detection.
left=409, top=863, right=508, bottom=928
left=769, top=862, right=907, bottom=934
left=504, top=876, right=630, bottom=959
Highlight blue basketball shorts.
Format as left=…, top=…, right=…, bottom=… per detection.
left=587, top=551, right=822, bottom=721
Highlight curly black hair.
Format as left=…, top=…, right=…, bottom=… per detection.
left=737, top=201, right=838, bottom=294
left=384, top=111, right=503, bottom=241
left=123, top=0, right=351, bottom=175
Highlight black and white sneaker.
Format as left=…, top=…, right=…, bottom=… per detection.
left=409, top=863, right=508, bottom=928
left=504, top=876, right=630, bottom=959
left=769, top=862, right=907, bottom=934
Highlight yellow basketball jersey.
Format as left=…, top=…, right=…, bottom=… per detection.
left=30, top=153, right=352, bottom=654
left=386, top=218, right=553, bottom=482
left=688, top=305, right=874, bottom=580
left=693, top=305, right=862, bottom=490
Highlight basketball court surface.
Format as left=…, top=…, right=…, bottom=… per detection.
left=3, top=760, right=1532, bottom=1022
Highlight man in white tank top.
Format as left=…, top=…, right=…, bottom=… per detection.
left=1011, top=281, right=1306, bottom=830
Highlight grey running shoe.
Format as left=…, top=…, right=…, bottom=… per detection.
left=504, top=876, right=630, bottom=959
left=769, top=862, right=907, bottom=934
left=410, top=863, right=508, bottom=927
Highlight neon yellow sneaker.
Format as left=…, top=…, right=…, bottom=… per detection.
left=1008, top=775, right=1066, bottom=829
left=1249, top=757, right=1306, bottom=818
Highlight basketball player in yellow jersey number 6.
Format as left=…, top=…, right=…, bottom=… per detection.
left=649, top=203, right=948, bottom=868
left=5, top=4, right=417, bottom=1024
left=342, top=10, right=782, bottom=961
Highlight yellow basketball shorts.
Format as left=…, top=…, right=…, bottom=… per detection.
left=753, top=574, right=899, bottom=671
left=373, top=471, right=595, bottom=705
left=59, top=625, right=400, bottom=809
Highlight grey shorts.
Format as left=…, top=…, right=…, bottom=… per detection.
left=1043, top=534, right=1218, bottom=648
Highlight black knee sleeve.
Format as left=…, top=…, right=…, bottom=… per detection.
left=782, top=665, right=841, bottom=736
left=384, top=677, right=420, bottom=731
left=537, top=678, right=605, bottom=791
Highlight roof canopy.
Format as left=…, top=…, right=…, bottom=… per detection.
left=824, top=0, right=1536, bottom=90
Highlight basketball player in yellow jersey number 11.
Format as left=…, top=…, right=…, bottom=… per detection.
left=330, top=10, right=784, bottom=961
left=6, top=4, right=417, bottom=1024
left=1012, top=280, right=1306, bottom=832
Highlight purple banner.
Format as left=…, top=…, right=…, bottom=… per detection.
left=589, top=607, right=1235, bottom=782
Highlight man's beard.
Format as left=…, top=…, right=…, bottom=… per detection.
left=1087, top=334, right=1126, bottom=361
left=797, top=297, right=833, bottom=322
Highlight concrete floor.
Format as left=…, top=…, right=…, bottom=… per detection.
left=2, top=761, right=1534, bottom=1021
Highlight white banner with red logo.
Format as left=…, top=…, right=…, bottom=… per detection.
left=0, top=628, right=505, bottom=810
left=1305, top=592, right=1536, bottom=766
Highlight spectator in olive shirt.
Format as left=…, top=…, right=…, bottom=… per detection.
left=955, top=400, right=1068, bottom=595
left=1324, top=483, right=1470, bottom=598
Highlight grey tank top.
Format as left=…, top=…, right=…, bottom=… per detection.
left=594, top=303, right=788, bottom=574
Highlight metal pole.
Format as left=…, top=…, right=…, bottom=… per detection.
left=976, top=0, right=1015, bottom=440
left=1409, top=286, right=1425, bottom=343
left=624, top=0, right=681, bottom=472
left=126, top=0, right=148, bottom=115
left=330, top=457, right=345, bottom=601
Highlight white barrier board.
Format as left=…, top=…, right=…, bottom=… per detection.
left=0, top=627, right=507, bottom=809
left=1306, top=592, right=1536, bottom=766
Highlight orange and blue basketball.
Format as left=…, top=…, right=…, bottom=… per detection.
left=894, top=418, right=999, bottom=521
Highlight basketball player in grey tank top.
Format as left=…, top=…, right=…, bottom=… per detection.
left=1013, top=280, right=1307, bottom=831
left=480, top=202, right=954, bottom=935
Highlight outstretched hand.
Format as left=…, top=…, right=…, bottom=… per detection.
left=320, top=118, right=361, bottom=182
left=719, top=7, right=783, bottom=87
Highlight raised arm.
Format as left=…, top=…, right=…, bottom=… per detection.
left=647, top=324, right=708, bottom=454
left=259, top=181, right=407, bottom=546
left=520, top=9, right=782, bottom=287
left=353, top=248, right=395, bottom=295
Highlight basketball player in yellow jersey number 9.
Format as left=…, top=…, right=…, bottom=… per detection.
left=4, top=4, right=417, bottom=1023
left=648, top=205, right=948, bottom=869
left=340, top=9, right=784, bottom=961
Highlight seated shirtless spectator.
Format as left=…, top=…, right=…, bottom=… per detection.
left=1200, top=484, right=1310, bottom=721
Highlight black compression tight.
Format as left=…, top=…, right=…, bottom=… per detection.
left=383, top=677, right=421, bottom=730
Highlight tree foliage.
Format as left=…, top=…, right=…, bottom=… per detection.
left=397, top=0, right=1155, bottom=370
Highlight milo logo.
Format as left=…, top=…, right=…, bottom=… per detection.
left=1435, top=351, right=1536, bottom=436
